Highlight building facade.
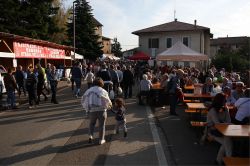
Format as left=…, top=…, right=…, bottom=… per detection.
left=132, top=19, right=211, bottom=59
left=210, top=36, right=250, bottom=57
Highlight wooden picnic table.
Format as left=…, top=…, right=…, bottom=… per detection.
left=214, top=124, right=250, bottom=137
left=184, top=93, right=213, bottom=98
left=184, top=85, right=194, bottom=90
left=186, top=103, right=207, bottom=110
left=223, top=157, right=250, bottom=166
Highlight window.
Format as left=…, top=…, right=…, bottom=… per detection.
left=183, top=37, right=189, bottom=47
left=148, top=38, right=159, bottom=48
left=166, top=38, right=172, bottom=48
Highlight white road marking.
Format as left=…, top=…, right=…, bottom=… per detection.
left=146, top=106, right=168, bottom=166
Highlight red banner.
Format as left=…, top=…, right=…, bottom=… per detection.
left=13, top=42, right=65, bottom=59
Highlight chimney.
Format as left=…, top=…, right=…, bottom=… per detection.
left=194, top=20, right=197, bottom=26
left=175, top=18, right=177, bottom=22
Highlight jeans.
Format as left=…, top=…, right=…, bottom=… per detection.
left=7, top=89, right=15, bottom=108
left=169, top=94, right=178, bottom=114
left=89, top=111, right=107, bottom=141
left=124, top=84, right=132, bottom=98
left=114, top=119, right=127, bottom=133
left=210, top=135, right=232, bottom=164
left=74, top=78, right=81, bottom=96
left=27, top=88, right=37, bottom=106
left=50, top=81, right=57, bottom=102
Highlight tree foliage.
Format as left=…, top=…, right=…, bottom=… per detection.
left=66, top=0, right=103, bottom=60
left=111, top=37, right=123, bottom=57
left=211, top=46, right=250, bottom=72
left=0, top=0, right=61, bottom=41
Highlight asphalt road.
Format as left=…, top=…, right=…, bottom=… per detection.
left=0, top=82, right=166, bottom=165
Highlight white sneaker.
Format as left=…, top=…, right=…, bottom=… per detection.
left=99, top=139, right=106, bottom=145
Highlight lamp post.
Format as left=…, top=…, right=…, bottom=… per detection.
left=73, top=0, right=78, bottom=60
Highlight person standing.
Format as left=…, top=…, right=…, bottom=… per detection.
left=109, top=65, right=119, bottom=93
left=81, top=77, right=112, bottom=145
left=45, top=63, right=52, bottom=94
left=36, top=64, right=48, bottom=104
left=96, top=64, right=112, bottom=92
left=84, top=68, right=95, bottom=89
left=15, top=65, right=26, bottom=98
left=167, top=69, right=184, bottom=115
left=26, top=67, right=38, bottom=109
left=71, top=62, right=83, bottom=98
left=48, top=65, right=59, bottom=104
left=122, top=65, right=134, bottom=99
left=4, top=68, right=18, bottom=109
left=111, top=98, right=127, bottom=137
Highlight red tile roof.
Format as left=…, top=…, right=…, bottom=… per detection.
left=132, top=20, right=209, bottom=35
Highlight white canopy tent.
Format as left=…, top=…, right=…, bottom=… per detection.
left=156, top=41, right=208, bottom=61
left=100, top=54, right=120, bottom=61
left=71, top=51, right=84, bottom=60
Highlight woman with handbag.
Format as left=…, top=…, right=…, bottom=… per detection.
left=206, top=93, right=232, bottom=165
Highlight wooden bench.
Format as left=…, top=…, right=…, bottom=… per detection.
left=223, top=157, right=249, bottom=166
left=185, top=109, right=208, bottom=114
left=183, top=99, right=200, bottom=103
left=190, top=121, right=207, bottom=127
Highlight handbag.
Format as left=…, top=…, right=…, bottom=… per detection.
left=117, top=86, right=123, bottom=95
left=109, top=90, right=115, bottom=100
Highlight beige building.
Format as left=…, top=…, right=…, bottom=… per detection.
left=102, top=36, right=112, bottom=54
left=210, top=36, right=250, bottom=57
left=92, top=17, right=103, bottom=40
left=92, top=17, right=113, bottom=55
left=132, top=19, right=211, bottom=60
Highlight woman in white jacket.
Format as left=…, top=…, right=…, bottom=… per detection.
left=81, top=77, right=112, bottom=145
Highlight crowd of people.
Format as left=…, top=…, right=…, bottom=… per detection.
left=1, top=59, right=249, bottom=162
left=3, top=63, right=61, bottom=109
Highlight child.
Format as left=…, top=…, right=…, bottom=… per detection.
left=112, top=98, right=127, bottom=137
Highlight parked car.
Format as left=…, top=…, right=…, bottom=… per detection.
left=0, top=65, right=7, bottom=94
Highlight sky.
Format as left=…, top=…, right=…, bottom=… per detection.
left=65, top=0, right=250, bottom=51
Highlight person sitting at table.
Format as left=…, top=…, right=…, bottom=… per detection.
left=206, top=93, right=232, bottom=165
left=234, top=88, right=250, bottom=124
left=138, top=74, right=152, bottom=105
left=232, top=82, right=245, bottom=100
left=202, top=77, right=214, bottom=94
left=223, top=86, right=236, bottom=105
left=160, top=73, right=169, bottom=89
left=221, top=77, right=232, bottom=91
left=151, top=77, right=160, bottom=89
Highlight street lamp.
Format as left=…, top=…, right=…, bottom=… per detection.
left=73, top=0, right=78, bottom=60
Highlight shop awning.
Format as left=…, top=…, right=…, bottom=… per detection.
left=0, top=52, right=14, bottom=58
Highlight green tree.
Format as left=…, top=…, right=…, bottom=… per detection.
left=0, top=0, right=21, bottom=33
left=111, top=37, right=123, bottom=57
left=49, top=0, right=70, bottom=44
left=212, top=52, right=250, bottom=72
left=19, top=0, right=60, bottom=40
left=0, top=0, right=61, bottom=41
left=66, top=0, right=103, bottom=60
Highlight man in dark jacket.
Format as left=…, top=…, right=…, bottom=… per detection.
left=122, top=66, right=134, bottom=99
left=15, top=65, right=26, bottom=97
left=96, top=64, right=112, bottom=92
left=4, top=68, right=18, bottom=109
left=71, top=62, right=83, bottom=98
left=26, top=67, right=38, bottom=108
